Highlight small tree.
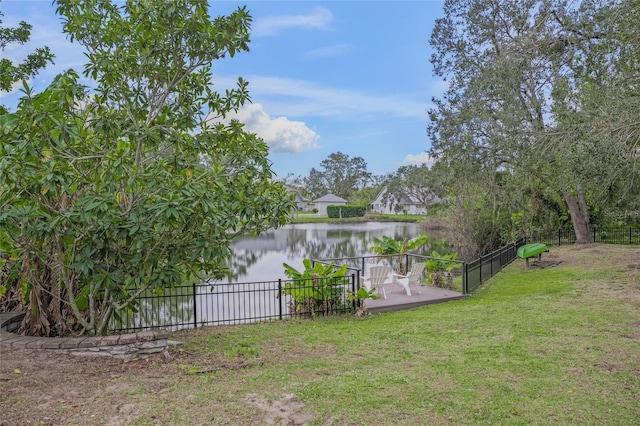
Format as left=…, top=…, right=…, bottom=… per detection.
left=346, top=287, right=380, bottom=317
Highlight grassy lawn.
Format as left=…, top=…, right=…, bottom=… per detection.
left=164, top=244, right=640, bottom=425
left=2, top=244, right=639, bottom=425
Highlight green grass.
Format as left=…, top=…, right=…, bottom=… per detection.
left=137, top=245, right=639, bottom=425
left=50, top=245, right=640, bottom=425
left=365, top=213, right=424, bottom=222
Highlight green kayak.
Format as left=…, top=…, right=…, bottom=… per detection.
left=517, top=243, right=549, bottom=259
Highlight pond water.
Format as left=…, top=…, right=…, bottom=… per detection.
left=220, top=221, right=447, bottom=284
left=114, top=221, right=450, bottom=331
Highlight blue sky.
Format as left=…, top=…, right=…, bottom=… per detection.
left=1, top=0, right=446, bottom=179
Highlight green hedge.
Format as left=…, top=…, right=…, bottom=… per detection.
left=327, top=205, right=366, bottom=218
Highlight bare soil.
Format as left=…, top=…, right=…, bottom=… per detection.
left=1, top=243, right=638, bottom=425
left=0, top=336, right=317, bottom=426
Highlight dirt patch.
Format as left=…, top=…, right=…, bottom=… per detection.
left=0, top=344, right=314, bottom=426
left=0, top=348, right=170, bottom=425
left=525, top=259, right=564, bottom=269
left=245, top=393, right=313, bottom=426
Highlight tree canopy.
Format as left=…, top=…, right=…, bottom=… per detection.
left=0, top=0, right=295, bottom=336
left=428, top=0, right=640, bottom=253
left=302, top=152, right=374, bottom=201
left=383, top=164, right=444, bottom=213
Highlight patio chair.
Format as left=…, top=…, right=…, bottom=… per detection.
left=361, top=265, right=392, bottom=299
left=392, top=262, right=425, bottom=296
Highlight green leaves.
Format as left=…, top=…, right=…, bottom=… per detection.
left=346, top=286, right=381, bottom=303
left=425, top=250, right=461, bottom=273
left=429, top=0, right=639, bottom=250
left=0, top=1, right=295, bottom=336
left=282, top=259, right=350, bottom=316
left=0, top=11, right=54, bottom=107
left=369, top=235, right=428, bottom=256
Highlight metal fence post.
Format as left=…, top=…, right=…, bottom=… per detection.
left=351, top=273, right=358, bottom=311
left=278, top=279, right=283, bottom=320
left=192, top=282, right=198, bottom=328
left=593, top=227, right=597, bottom=243
left=463, top=262, right=468, bottom=294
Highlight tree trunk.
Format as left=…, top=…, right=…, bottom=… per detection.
left=562, top=185, right=592, bottom=244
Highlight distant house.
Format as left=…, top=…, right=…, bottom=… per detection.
left=313, top=193, right=348, bottom=216
left=369, top=186, right=431, bottom=215
left=285, top=186, right=309, bottom=211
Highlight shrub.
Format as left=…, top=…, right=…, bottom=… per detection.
left=327, top=205, right=366, bottom=218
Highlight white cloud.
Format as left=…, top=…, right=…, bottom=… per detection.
left=403, top=152, right=436, bottom=168
left=252, top=7, right=333, bottom=37
left=221, top=104, right=320, bottom=154
left=244, top=76, right=430, bottom=119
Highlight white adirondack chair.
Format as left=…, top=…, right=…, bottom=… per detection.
left=361, top=265, right=392, bottom=299
left=393, top=262, right=425, bottom=296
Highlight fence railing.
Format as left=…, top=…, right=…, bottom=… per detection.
left=464, top=237, right=526, bottom=293
left=315, top=253, right=467, bottom=294
left=528, top=227, right=640, bottom=246
left=111, top=275, right=358, bottom=332
left=111, top=227, right=637, bottom=332
left=464, top=227, right=639, bottom=293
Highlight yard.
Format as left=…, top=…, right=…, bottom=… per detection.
left=1, top=244, right=639, bottom=425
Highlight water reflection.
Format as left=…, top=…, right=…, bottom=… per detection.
left=221, top=222, right=448, bottom=284
left=115, top=222, right=451, bottom=331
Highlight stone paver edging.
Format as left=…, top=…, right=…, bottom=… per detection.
left=0, top=312, right=169, bottom=359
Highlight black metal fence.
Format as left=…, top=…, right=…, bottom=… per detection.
left=110, top=227, right=638, bottom=332
left=463, top=227, right=639, bottom=293
left=464, top=237, right=527, bottom=293
left=111, top=275, right=358, bottom=332
left=529, top=227, right=640, bottom=246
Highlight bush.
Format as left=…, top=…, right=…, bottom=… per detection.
left=327, top=205, right=366, bottom=218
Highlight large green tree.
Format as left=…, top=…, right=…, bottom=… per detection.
left=303, top=152, right=373, bottom=201
left=428, top=0, right=639, bottom=249
left=0, top=0, right=294, bottom=336
left=383, top=164, right=444, bottom=213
